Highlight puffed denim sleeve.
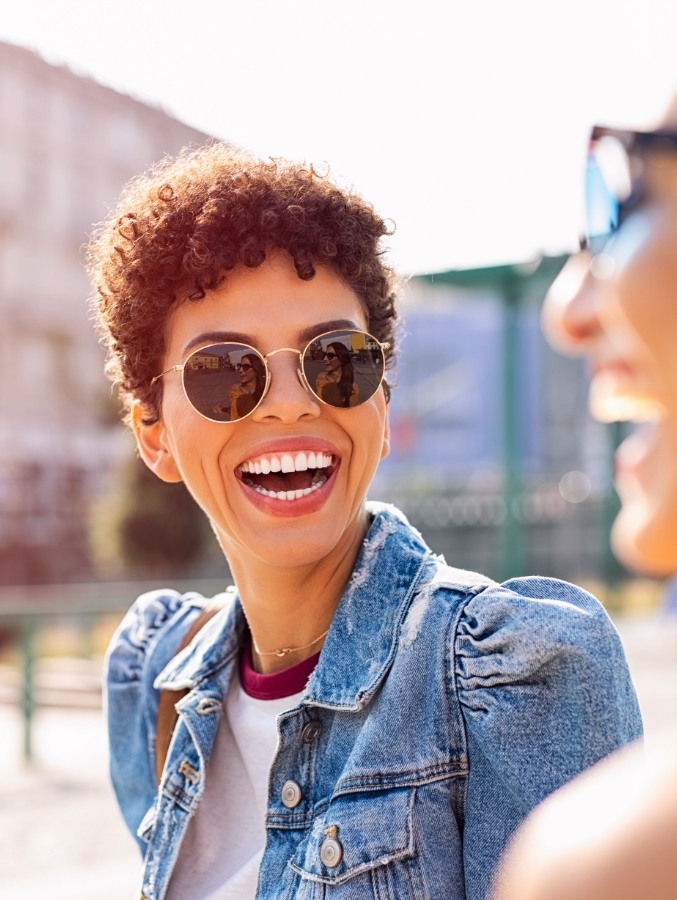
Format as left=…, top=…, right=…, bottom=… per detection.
left=455, top=576, right=643, bottom=900
left=103, top=589, right=203, bottom=854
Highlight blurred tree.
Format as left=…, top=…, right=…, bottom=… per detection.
left=89, top=452, right=215, bottom=576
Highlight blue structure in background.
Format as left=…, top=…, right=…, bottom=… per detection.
left=378, top=298, right=546, bottom=481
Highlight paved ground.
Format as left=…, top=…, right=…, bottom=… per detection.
left=0, top=706, right=140, bottom=898
left=0, top=611, right=675, bottom=899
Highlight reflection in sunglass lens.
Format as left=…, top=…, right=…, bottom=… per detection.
left=586, top=154, right=619, bottom=253
left=585, top=135, right=633, bottom=253
left=302, top=329, right=385, bottom=410
left=183, top=343, right=266, bottom=423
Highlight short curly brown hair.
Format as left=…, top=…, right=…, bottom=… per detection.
left=87, top=142, right=401, bottom=424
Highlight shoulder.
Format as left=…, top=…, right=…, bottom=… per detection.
left=415, top=565, right=636, bottom=713
left=454, top=574, right=619, bottom=672
left=104, top=588, right=209, bottom=689
left=412, top=564, right=616, bottom=651
left=451, top=574, right=642, bottom=769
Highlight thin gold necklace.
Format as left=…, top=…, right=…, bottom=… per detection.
left=252, top=626, right=330, bottom=658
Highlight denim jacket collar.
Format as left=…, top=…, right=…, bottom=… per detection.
left=154, top=502, right=433, bottom=709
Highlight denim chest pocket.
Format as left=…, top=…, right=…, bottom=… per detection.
left=289, top=787, right=422, bottom=896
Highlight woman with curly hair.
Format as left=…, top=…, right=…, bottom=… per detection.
left=229, top=352, right=266, bottom=420
left=314, top=340, right=358, bottom=408
left=89, top=143, right=641, bottom=900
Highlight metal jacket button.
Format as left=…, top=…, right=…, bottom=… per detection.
left=320, top=836, right=343, bottom=867
left=301, top=720, right=322, bottom=743
left=281, top=780, right=303, bottom=808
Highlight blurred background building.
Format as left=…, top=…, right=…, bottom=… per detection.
left=0, top=39, right=624, bottom=589
left=0, top=40, right=208, bottom=584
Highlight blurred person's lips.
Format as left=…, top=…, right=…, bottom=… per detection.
left=587, top=357, right=632, bottom=379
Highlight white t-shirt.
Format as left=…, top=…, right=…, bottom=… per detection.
left=166, top=645, right=318, bottom=899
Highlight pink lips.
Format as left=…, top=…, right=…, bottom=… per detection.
left=235, top=436, right=340, bottom=518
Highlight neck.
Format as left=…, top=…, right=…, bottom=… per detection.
left=223, top=514, right=368, bottom=674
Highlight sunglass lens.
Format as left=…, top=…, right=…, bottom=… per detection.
left=585, top=155, right=618, bottom=252
left=302, top=330, right=385, bottom=409
left=183, top=343, right=265, bottom=422
left=585, top=136, right=632, bottom=253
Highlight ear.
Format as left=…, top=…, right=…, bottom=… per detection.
left=380, top=404, right=391, bottom=461
left=131, top=402, right=183, bottom=484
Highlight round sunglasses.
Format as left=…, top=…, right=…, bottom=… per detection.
left=151, top=328, right=389, bottom=423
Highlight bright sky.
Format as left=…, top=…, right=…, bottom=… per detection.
left=2, top=0, right=676, bottom=274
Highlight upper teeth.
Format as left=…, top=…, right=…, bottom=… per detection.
left=240, top=451, right=333, bottom=475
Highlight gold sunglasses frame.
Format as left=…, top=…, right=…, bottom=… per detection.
left=151, top=329, right=390, bottom=423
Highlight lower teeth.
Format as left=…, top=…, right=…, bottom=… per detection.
left=245, top=474, right=327, bottom=500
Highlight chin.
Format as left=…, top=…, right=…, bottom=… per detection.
left=611, top=505, right=677, bottom=577
left=236, top=522, right=351, bottom=571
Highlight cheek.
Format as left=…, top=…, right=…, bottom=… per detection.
left=613, top=228, right=677, bottom=355
left=613, top=424, right=677, bottom=575
left=380, top=408, right=391, bottom=460
left=369, top=402, right=390, bottom=465
left=163, top=401, right=225, bottom=475
left=613, top=493, right=677, bottom=576
left=346, top=399, right=388, bottom=466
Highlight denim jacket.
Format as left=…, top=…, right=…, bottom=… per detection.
left=105, top=502, right=643, bottom=900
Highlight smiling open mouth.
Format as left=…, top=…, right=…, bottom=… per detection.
left=238, top=451, right=335, bottom=501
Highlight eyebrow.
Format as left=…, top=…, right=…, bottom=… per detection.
left=182, top=319, right=364, bottom=356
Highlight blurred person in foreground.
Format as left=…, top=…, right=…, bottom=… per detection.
left=493, top=96, right=677, bottom=900
left=87, top=143, right=642, bottom=900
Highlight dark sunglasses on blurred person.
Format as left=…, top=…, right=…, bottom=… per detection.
left=583, top=124, right=677, bottom=254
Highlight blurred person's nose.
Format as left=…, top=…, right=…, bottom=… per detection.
left=541, top=251, right=605, bottom=355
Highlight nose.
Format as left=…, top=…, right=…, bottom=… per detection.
left=251, top=350, right=321, bottom=424
left=541, top=251, right=606, bottom=356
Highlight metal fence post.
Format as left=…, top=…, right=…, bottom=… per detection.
left=498, top=275, right=524, bottom=581
left=20, top=615, right=35, bottom=762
